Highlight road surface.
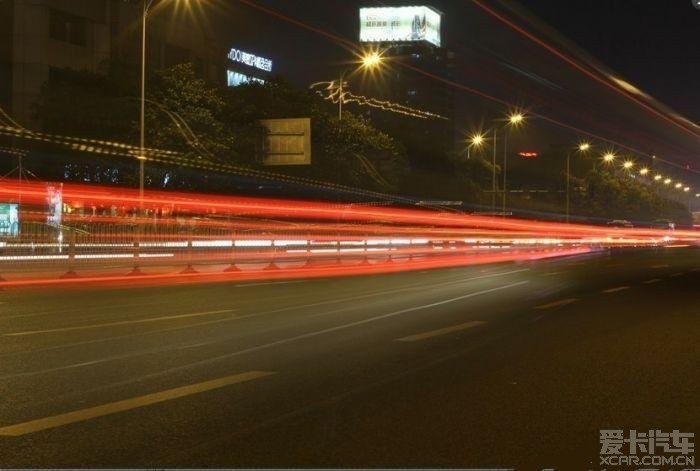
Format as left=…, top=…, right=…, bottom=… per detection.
left=0, top=247, right=698, bottom=468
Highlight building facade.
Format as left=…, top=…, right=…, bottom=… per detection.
left=0, top=0, right=230, bottom=128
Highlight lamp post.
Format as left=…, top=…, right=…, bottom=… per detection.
left=139, top=0, right=193, bottom=206
left=566, top=141, right=590, bottom=223
left=501, top=112, right=524, bottom=215
left=337, top=50, right=384, bottom=120
left=467, top=132, right=484, bottom=160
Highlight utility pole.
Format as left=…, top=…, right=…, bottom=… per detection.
left=502, top=130, right=508, bottom=215
left=491, top=129, right=497, bottom=214
left=566, top=152, right=571, bottom=223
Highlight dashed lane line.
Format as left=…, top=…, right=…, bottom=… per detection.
left=396, top=321, right=486, bottom=342
left=0, top=371, right=274, bottom=436
left=534, top=298, right=580, bottom=310
left=3, top=309, right=236, bottom=337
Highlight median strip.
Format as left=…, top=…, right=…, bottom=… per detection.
left=396, top=320, right=486, bottom=342
left=534, top=298, right=579, bottom=310
left=0, top=371, right=274, bottom=436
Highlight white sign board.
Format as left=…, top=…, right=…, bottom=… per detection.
left=359, top=6, right=441, bottom=47
left=228, top=48, right=273, bottom=72
left=260, top=118, right=311, bottom=166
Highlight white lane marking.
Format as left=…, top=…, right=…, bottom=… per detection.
left=651, top=264, right=669, bottom=269
left=3, top=309, right=236, bottom=337
left=534, top=298, right=579, bottom=310
left=21, top=281, right=529, bottom=390
left=234, top=280, right=307, bottom=288
left=1, top=300, right=166, bottom=321
left=0, top=371, right=274, bottom=436
left=642, top=278, right=661, bottom=284
left=1, top=269, right=530, bottom=361
left=601, top=286, right=630, bottom=294
left=396, top=320, right=486, bottom=342
left=669, top=272, right=684, bottom=278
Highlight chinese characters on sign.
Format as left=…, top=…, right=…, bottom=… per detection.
left=600, top=429, right=695, bottom=467
left=359, top=6, right=442, bottom=47
left=227, top=48, right=272, bottom=72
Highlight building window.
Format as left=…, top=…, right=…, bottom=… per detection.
left=49, top=9, right=87, bottom=46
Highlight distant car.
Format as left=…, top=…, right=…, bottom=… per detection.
left=606, top=219, right=634, bottom=228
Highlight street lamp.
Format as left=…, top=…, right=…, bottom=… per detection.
left=675, top=182, right=683, bottom=189
left=337, top=48, right=385, bottom=120
left=139, top=0, right=193, bottom=206
left=360, top=50, right=383, bottom=70
left=501, top=111, right=526, bottom=215
left=654, top=174, right=663, bottom=181
left=639, top=167, right=649, bottom=176
left=565, top=141, right=591, bottom=223
left=467, top=132, right=484, bottom=159
left=602, top=152, right=616, bottom=163
left=622, top=160, right=634, bottom=170
left=664, top=178, right=672, bottom=185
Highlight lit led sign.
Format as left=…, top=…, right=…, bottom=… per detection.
left=227, top=48, right=272, bottom=72
left=359, top=6, right=442, bottom=47
left=518, top=151, right=539, bottom=158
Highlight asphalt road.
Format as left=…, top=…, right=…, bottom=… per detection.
left=0, top=246, right=698, bottom=469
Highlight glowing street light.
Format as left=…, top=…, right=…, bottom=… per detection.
left=675, top=182, right=683, bottom=189
left=639, top=167, right=649, bottom=175
left=470, top=132, right=485, bottom=147
left=566, top=141, right=592, bottom=223
left=508, top=112, right=524, bottom=126
left=501, top=111, right=526, bottom=215
left=139, top=0, right=197, bottom=204
left=683, top=187, right=690, bottom=192
left=361, top=50, right=383, bottom=70
left=622, top=160, right=634, bottom=170
left=654, top=174, right=663, bottom=181
left=664, top=178, right=672, bottom=185
left=602, top=152, right=616, bottom=163
left=466, top=132, right=485, bottom=159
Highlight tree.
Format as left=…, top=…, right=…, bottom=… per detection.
left=34, top=62, right=409, bottom=193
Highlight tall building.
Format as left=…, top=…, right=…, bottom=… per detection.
left=356, top=5, right=456, bottom=152
left=0, top=0, right=232, bottom=128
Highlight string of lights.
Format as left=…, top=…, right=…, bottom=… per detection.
left=311, top=80, right=448, bottom=120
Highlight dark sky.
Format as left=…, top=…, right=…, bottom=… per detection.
left=226, top=0, right=699, bottom=181
left=520, top=0, right=700, bottom=122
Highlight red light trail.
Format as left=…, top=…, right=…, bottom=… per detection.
left=0, top=182, right=696, bottom=290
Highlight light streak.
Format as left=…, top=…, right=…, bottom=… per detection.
left=0, top=182, right=696, bottom=290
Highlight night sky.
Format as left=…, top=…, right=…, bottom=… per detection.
left=222, top=0, right=699, bottom=180
left=520, top=0, right=700, bottom=122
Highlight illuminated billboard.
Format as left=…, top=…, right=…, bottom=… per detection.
left=227, top=70, right=265, bottom=87
left=0, top=203, right=19, bottom=236
left=359, top=6, right=441, bottom=47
